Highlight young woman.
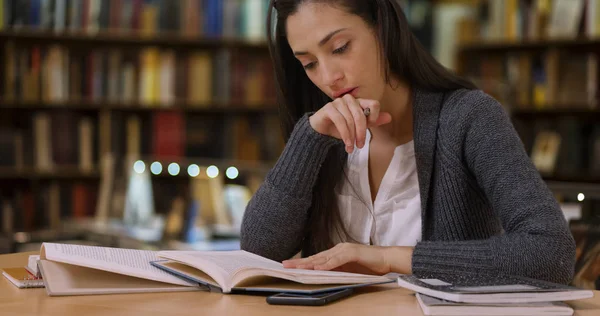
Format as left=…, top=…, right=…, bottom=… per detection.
left=240, top=0, right=575, bottom=284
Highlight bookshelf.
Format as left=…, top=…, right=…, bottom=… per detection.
left=455, top=0, right=600, bottom=190
left=0, top=0, right=280, bottom=252
left=0, top=100, right=279, bottom=114
left=459, top=38, right=600, bottom=54
left=0, top=29, right=271, bottom=50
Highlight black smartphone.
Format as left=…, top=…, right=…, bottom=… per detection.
left=266, top=288, right=354, bottom=306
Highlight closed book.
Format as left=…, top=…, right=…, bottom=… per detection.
left=416, top=293, right=574, bottom=316
left=397, top=275, right=594, bottom=304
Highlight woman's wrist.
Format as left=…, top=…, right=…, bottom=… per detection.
left=383, top=246, right=414, bottom=274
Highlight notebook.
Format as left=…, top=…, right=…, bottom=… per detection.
left=397, top=275, right=594, bottom=304
left=36, top=242, right=392, bottom=296
left=2, top=267, right=45, bottom=289
left=416, top=293, right=574, bottom=316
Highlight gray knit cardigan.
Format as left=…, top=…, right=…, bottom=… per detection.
left=240, top=88, right=576, bottom=285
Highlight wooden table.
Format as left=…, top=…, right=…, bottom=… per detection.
left=1, top=252, right=600, bottom=316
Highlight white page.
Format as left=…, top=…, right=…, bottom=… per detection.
left=159, top=250, right=389, bottom=287
left=41, top=243, right=193, bottom=286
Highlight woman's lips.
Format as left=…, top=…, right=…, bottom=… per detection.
left=334, top=87, right=358, bottom=98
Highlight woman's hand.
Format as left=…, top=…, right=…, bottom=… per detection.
left=282, top=243, right=414, bottom=275
left=309, top=95, right=392, bottom=153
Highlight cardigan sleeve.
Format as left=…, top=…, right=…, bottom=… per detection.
left=240, top=113, right=343, bottom=262
left=411, top=90, right=576, bottom=284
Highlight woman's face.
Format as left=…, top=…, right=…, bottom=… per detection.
left=286, top=3, right=386, bottom=102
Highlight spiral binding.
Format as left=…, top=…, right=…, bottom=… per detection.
left=2, top=269, right=45, bottom=289
left=19, top=275, right=45, bottom=288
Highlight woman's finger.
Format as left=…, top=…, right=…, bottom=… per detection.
left=356, top=99, right=380, bottom=124
left=314, top=252, right=352, bottom=271
left=325, top=105, right=353, bottom=152
left=357, top=99, right=392, bottom=127
left=333, top=98, right=357, bottom=153
left=283, top=256, right=316, bottom=268
left=342, top=94, right=368, bottom=148
left=283, top=244, right=344, bottom=269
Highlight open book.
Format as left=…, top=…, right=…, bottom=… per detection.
left=37, top=243, right=393, bottom=296
left=398, top=275, right=594, bottom=304
left=152, top=250, right=394, bottom=294
left=38, top=243, right=201, bottom=296
left=416, top=293, right=574, bottom=316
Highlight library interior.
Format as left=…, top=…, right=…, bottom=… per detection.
left=0, top=0, right=600, bottom=307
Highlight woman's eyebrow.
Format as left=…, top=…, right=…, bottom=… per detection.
left=293, top=28, right=347, bottom=56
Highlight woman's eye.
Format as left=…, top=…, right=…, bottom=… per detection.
left=333, top=42, right=349, bottom=54
left=303, top=62, right=316, bottom=70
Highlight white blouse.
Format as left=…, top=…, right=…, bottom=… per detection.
left=334, top=129, right=422, bottom=247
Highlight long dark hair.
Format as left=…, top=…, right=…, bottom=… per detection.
left=266, top=0, right=477, bottom=256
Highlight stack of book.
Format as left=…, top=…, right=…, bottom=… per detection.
left=397, top=274, right=594, bottom=316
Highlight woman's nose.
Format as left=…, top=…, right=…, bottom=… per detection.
left=321, top=61, right=344, bottom=88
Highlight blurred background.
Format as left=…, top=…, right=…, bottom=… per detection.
left=0, top=0, right=598, bottom=289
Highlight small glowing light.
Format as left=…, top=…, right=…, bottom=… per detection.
left=150, top=162, right=163, bottom=175
left=578, top=193, right=585, bottom=202
left=226, top=167, right=239, bottom=180
left=168, top=163, right=180, bottom=176
left=133, top=160, right=145, bottom=174
left=188, top=164, right=200, bottom=177
left=206, top=165, right=219, bottom=179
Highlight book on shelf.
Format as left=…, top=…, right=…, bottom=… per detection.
left=0, top=180, right=98, bottom=232
left=0, top=0, right=271, bottom=41
left=531, top=130, right=561, bottom=174
left=397, top=275, right=594, bottom=304
left=472, top=0, right=589, bottom=42
left=1, top=44, right=275, bottom=107
left=36, top=242, right=393, bottom=296
left=416, top=293, right=575, bottom=316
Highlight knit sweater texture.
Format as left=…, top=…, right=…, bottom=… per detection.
left=240, top=88, right=576, bottom=285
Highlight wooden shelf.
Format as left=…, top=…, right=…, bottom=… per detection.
left=543, top=175, right=600, bottom=185
left=0, top=30, right=269, bottom=51
left=511, top=108, right=600, bottom=118
left=0, top=101, right=279, bottom=114
left=459, top=38, right=600, bottom=54
left=0, top=167, right=100, bottom=180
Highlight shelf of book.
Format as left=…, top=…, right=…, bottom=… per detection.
left=0, top=0, right=281, bottom=247
left=0, top=30, right=269, bottom=51
left=0, top=167, right=100, bottom=180
left=0, top=101, right=279, bottom=114
left=454, top=1, right=600, bottom=192
left=459, top=38, right=600, bottom=54
left=543, top=176, right=600, bottom=186
left=511, top=108, right=600, bottom=118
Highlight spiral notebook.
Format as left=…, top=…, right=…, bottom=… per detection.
left=2, top=267, right=45, bottom=289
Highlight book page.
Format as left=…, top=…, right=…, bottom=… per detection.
left=158, top=250, right=390, bottom=291
left=157, top=250, right=279, bottom=290
left=41, top=243, right=193, bottom=286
